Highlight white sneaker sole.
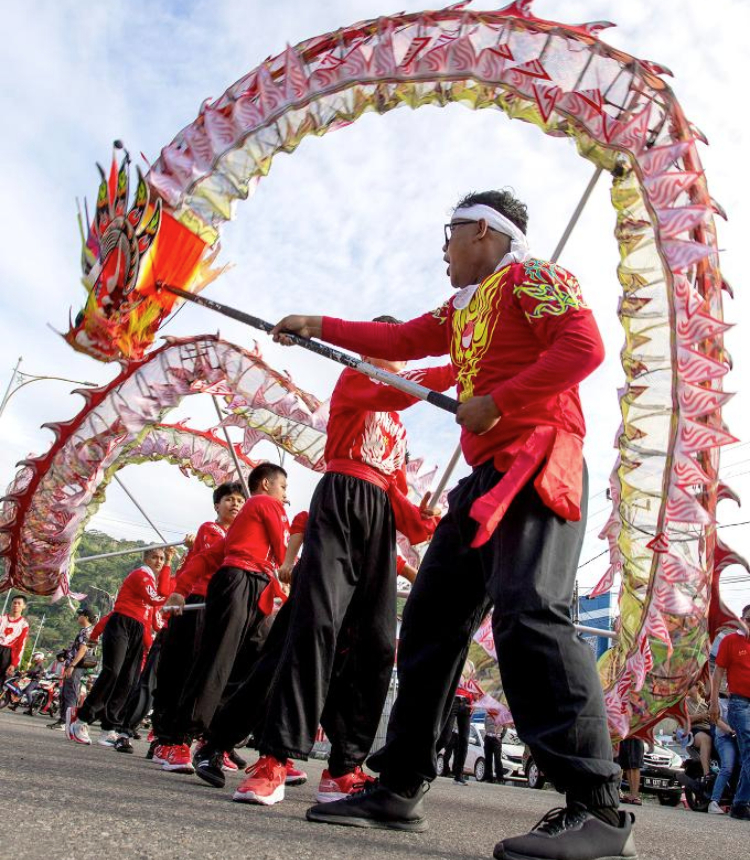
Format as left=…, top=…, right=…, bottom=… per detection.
left=162, top=762, right=195, bottom=773
left=315, top=790, right=353, bottom=803
left=70, top=731, right=91, bottom=745
left=233, top=784, right=285, bottom=805
left=98, top=738, right=117, bottom=746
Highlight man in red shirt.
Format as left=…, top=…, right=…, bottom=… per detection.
left=67, top=546, right=175, bottom=746
left=160, top=463, right=290, bottom=770
left=190, top=325, right=449, bottom=807
left=275, top=190, right=634, bottom=860
left=0, top=594, right=30, bottom=678
left=711, top=604, right=750, bottom=820
left=149, top=481, right=246, bottom=768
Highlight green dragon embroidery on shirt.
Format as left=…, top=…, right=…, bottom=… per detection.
left=514, top=259, right=589, bottom=321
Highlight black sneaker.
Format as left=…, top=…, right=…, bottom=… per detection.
left=729, top=802, right=750, bottom=820
left=227, top=748, right=247, bottom=769
left=493, top=803, right=637, bottom=860
left=306, top=780, right=428, bottom=832
left=195, top=749, right=226, bottom=789
left=114, top=736, right=134, bottom=754
left=146, top=739, right=158, bottom=760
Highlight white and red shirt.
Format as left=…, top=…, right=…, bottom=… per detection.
left=0, top=614, right=29, bottom=666
left=325, top=365, right=454, bottom=488
left=112, top=563, right=172, bottom=627
left=324, top=365, right=453, bottom=544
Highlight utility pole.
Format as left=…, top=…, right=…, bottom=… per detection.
left=0, top=356, right=22, bottom=422
left=29, top=612, right=46, bottom=662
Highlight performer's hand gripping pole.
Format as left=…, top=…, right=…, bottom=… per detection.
left=159, top=284, right=459, bottom=415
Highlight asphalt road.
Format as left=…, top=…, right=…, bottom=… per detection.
left=1, top=710, right=748, bottom=860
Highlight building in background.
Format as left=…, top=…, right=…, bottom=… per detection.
left=577, top=591, right=616, bottom=659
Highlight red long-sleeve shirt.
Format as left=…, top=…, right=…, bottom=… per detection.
left=112, top=564, right=172, bottom=627
left=322, top=259, right=603, bottom=471
left=174, top=495, right=290, bottom=598
left=177, top=521, right=227, bottom=597
left=0, top=614, right=29, bottom=666
left=321, top=259, right=604, bottom=542
left=325, top=364, right=454, bottom=487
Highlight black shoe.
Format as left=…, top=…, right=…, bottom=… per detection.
left=729, top=802, right=750, bottom=821
left=494, top=803, right=636, bottom=860
left=306, top=780, right=428, bottom=832
left=227, top=748, right=247, bottom=769
left=114, top=736, right=134, bottom=754
left=146, top=739, right=158, bottom=760
left=454, top=776, right=469, bottom=786
left=47, top=720, right=65, bottom=730
left=195, top=749, right=226, bottom=789
left=131, top=729, right=142, bottom=741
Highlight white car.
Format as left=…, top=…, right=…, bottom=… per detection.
left=436, top=724, right=526, bottom=782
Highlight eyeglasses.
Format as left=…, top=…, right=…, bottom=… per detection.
left=443, top=219, right=476, bottom=246
left=443, top=219, right=504, bottom=246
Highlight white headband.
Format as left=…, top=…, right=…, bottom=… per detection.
left=453, top=204, right=530, bottom=269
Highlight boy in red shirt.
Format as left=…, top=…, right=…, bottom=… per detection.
left=149, top=481, right=246, bottom=769
left=274, top=190, right=634, bottom=860
left=0, top=594, right=30, bottom=678
left=191, top=321, right=450, bottom=807
left=67, top=546, right=175, bottom=746
left=160, top=463, right=289, bottom=771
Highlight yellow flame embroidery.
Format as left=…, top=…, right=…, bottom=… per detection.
left=450, top=269, right=508, bottom=400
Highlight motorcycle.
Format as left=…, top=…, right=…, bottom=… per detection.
left=23, top=676, right=61, bottom=717
left=676, top=736, right=738, bottom=812
left=0, top=673, right=32, bottom=710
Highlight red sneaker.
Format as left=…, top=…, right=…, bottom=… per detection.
left=285, top=760, right=308, bottom=786
left=222, top=751, right=239, bottom=772
left=147, top=729, right=155, bottom=743
left=161, top=744, right=195, bottom=773
left=316, top=766, right=375, bottom=802
left=233, top=756, right=287, bottom=806
left=152, top=744, right=169, bottom=765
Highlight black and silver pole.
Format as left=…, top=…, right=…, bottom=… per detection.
left=160, top=284, right=459, bottom=416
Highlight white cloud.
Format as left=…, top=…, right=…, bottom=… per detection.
left=1, top=0, right=747, bottom=611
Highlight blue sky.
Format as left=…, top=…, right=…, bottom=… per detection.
left=1, top=0, right=748, bottom=612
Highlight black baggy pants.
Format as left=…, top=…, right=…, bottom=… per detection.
left=173, top=566, right=270, bottom=743
left=369, top=461, right=620, bottom=809
left=77, top=613, right=144, bottom=732
left=208, top=473, right=396, bottom=775
left=438, top=696, right=472, bottom=778
left=122, top=630, right=164, bottom=734
left=0, top=645, right=13, bottom=678
left=484, top=734, right=504, bottom=782
left=151, top=595, right=206, bottom=743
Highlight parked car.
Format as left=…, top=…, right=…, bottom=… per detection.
left=436, top=723, right=528, bottom=782
left=522, top=742, right=684, bottom=804
left=437, top=722, right=487, bottom=780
